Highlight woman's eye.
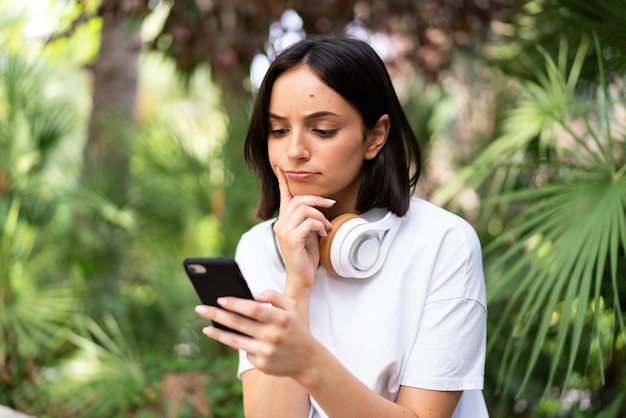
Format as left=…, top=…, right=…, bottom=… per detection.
left=269, top=129, right=288, bottom=137
left=314, top=129, right=337, bottom=138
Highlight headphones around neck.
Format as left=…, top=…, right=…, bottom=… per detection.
left=270, top=211, right=401, bottom=279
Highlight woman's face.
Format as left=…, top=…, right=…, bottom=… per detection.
left=267, top=65, right=386, bottom=216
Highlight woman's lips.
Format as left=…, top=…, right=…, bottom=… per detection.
left=285, top=170, right=319, bottom=180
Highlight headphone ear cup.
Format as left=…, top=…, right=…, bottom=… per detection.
left=319, top=213, right=362, bottom=276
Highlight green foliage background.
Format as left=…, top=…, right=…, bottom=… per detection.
left=0, top=0, right=625, bottom=417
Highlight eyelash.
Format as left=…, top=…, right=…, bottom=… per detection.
left=269, top=129, right=338, bottom=138
left=314, top=129, right=337, bottom=138
left=269, top=129, right=287, bottom=137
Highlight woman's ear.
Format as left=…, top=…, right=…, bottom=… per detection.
left=364, top=114, right=390, bottom=160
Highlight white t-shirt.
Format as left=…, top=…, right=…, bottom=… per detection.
left=235, top=197, right=488, bottom=417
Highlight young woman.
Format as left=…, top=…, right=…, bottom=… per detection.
left=195, top=35, right=488, bottom=418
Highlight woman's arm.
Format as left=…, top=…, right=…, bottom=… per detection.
left=241, top=369, right=310, bottom=417
left=242, top=336, right=462, bottom=418
left=278, top=324, right=461, bottom=418
left=305, top=359, right=461, bottom=417
left=242, top=284, right=314, bottom=418
left=197, top=290, right=462, bottom=418
left=198, top=286, right=315, bottom=418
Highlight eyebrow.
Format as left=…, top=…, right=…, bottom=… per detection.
left=268, top=111, right=341, bottom=120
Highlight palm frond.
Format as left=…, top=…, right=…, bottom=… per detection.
left=44, top=314, right=146, bottom=417
left=487, top=167, right=626, bottom=394
left=481, top=37, right=626, bottom=396
left=432, top=37, right=590, bottom=208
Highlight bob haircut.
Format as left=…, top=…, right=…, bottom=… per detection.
left=244, top=34, right=421, bottom=220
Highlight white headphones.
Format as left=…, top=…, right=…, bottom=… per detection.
left=269, top=211, right=401, bottom=279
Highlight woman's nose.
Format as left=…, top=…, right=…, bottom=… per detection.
left=286, top=129, right=310, bottom=160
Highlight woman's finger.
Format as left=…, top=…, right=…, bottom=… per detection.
left=201, top=323, right=271, bottom=355
left=252, top=289, right=295, bottom=310
left=275, top=167, right=335, bottom=219
left=275, top=166, right=293, bottom=215
left=216, top=291, right=295, bottom=323
left=278, top=205, right=332, bottom=238
left=195, top=303, right=268, bottom=342
left=275, top=196, right=335, bottom=236
left=195, top=294, right=299, bottom=348
left=194, top=294, right=289, bottom=330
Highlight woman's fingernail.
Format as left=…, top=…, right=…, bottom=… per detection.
left=217, top=297, right=227, bottom=306
left=203, top=326, right=214, bottom=336
left=195, top=305, right=208, bottom=314
left=325, top=198, right=336, bottom=205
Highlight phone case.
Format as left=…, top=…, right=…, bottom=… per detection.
left=183, top=257, right=253, bottom=335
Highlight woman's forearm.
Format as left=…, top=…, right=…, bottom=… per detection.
left=293, top=343, right=419, bottom=418
left=242, top=277, right=314, bottom=418
left=242, top=371, right=310, bottom=418
left=282, top=280, right=417, bottom=417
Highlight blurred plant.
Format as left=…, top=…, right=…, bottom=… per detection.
left=205, top=353, right=244, bottom=418
left=569, top=386, right=626, bottom=418
left=0, top=50, right=87, bottom=405
left=18, top=315, right=158, bottom=418
left=435, top=34, right=626, bottom=415
left=487, top=0, right=626, bottom=83
left=0, top=4, right=245, bottom=412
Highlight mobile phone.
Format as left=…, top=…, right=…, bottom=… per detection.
left=183, top=257, right=254, bottom=335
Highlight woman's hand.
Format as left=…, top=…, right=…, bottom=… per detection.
left=272, top=167, right=335, bottom=291
left=195, top=293, right=458, bottom=418
left=195, top=290, right=320, bottom=379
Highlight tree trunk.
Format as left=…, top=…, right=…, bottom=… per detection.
left=79, top=5, right=142, bottom=315
left=84, top=8, right=141, bottom=206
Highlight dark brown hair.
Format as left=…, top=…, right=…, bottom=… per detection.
left=244, top=34, right=421, bottom=219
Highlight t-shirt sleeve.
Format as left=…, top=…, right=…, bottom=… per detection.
left=401, top=221, right=487, bottom=391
